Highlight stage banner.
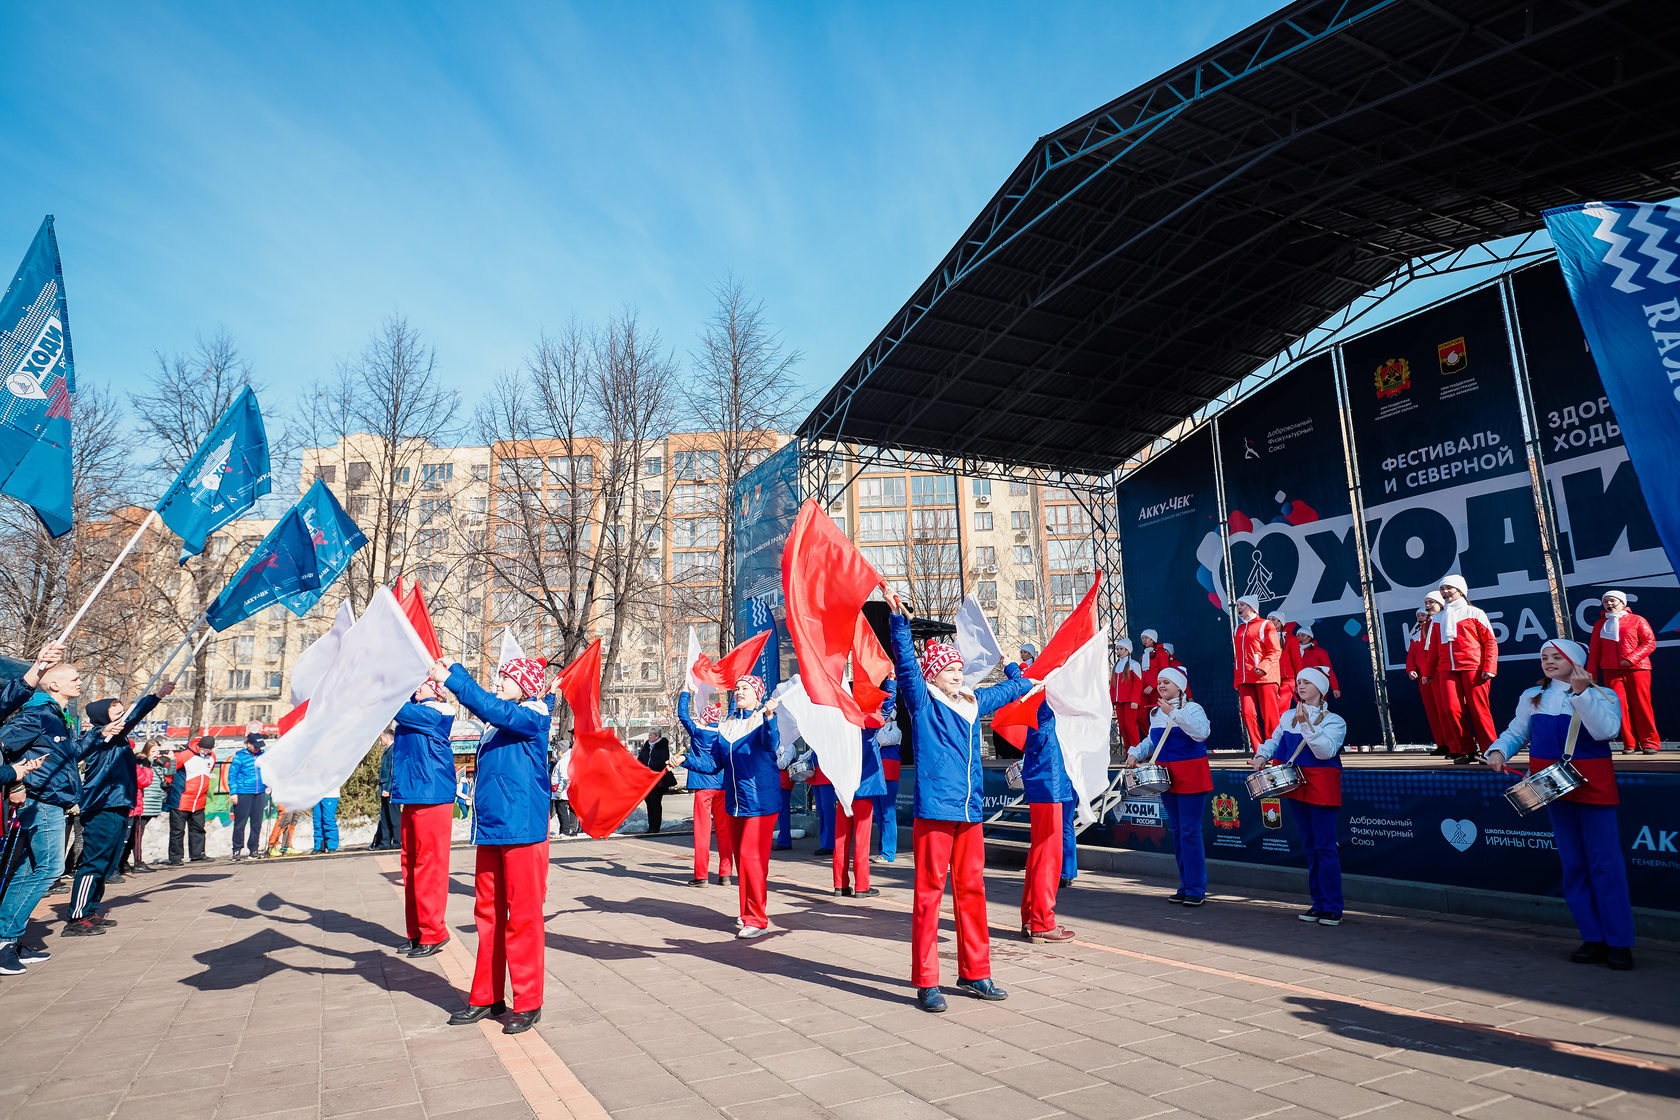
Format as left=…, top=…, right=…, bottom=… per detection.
left=1543, top=201, right=1680, bottom=580
left=1511, top=262, right=1680, bottom=733
left=1341, top=285, right=1555, bottom=735
left=1090, top=766, right=1677, bottom=915
left=731, top=441, right=800, bottom=674
left=1210, top=356, right=1380, bottom=745
left=1116, top=428, right=1240, bottom=747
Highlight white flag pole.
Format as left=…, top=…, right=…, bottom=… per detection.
left=57, top=509, right=157, bottom=645
left=136, top=607, right=211, bottom=701
left=170, top=629, right=216, bottom=686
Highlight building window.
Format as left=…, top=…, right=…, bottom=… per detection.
left=861, top=545, right=908, bottom=577
left=249, top=704, right=272, bottom=723
left=858, top=477, right=906, bottom=509
left=418, top=497, right=451, bottom=522
left=348, top=495, right=369, bottom=519
left=264, top=671, right=283, bottom=691
left=858, top=510, right=906, bottom=543
left=226, top=669, right=252, bottom=690
left=1018, top=615, right=1038, bottom=635
left=471, top=463, right=490, bottom=481
left=422, top=463, right=454, bottom=484
left=975, top=545, right=996, bottom=567
left=348, top=461, right=371, bottom=488
left=674, top=518, right=720, bottom=549
left=972, top=478, right=991, bottom=496
left=214, top=702, right=239, bottom=724
left=972, top=511, right=993, bottom=532
left=910, top=475, right=955, bottom=506
left=548, top=456, right=594, bottom=485
left=643, top=456, right=663, bottom=476
left=313, top=465, right=336, bottom=483
left=1013, top=545, right=1034, bottom=565
left=1045, top=504, right=1091, bottom=536
left=233, top=636, right=254, bottom=664
left=672, top=482, right=717, bottom=514
left=911, top=509, right=955, bottom=537
left=391, top=499, right=411, bottom=519
left=673, top=450, right=721, bottom=480
left=417, top=529, right=449, bottom=555
left=697, top=622, right=720, bottom=648
left=641, top=557, right=661, bottom=580
left=1043, top=485, right=1074, bottom=501
left=1011, top=509, right=1033, bottom=531
left=976, top=580, right=997, bottom=601
left=674, top=552, right=720, bottom=580
left=1008, top=480, right=1029, bottom=496
left=1015, top=579, right=1035, bottom=600
left=468, top=496, right=488, bottom=514
left=1048, top=537, right=1093, bottom=568
left=831, top=516, right=846, bottom=536
left=640, top=662, right=657, bottom=682
left=266, top=636, right=285, bottom=658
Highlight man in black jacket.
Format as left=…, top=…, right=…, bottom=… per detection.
left=636, top=728, right=672, bottom=834
left=370, top=741, right=402, bottom=850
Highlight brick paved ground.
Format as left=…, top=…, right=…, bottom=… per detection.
left=0, top=824, right=1675, bottom=1120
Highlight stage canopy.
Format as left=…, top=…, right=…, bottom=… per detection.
left=799, top=0, right=1680, bottom=477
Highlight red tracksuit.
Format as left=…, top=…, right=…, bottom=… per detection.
left=1233, top=617, right=1281, bottom=750
left=1111, top=665, right=1144, bottom=747
left=1276, top=624, right=1302, bottom=711
left=402, top=803, right=454, bottom=946
left=1298, top=645, right=1338, bottom=693
left=1587, top=612, right=1661, bottom=752
left=692, top=789, right=735, bottom=880
left=1406, top=634, right=1447, bottom=749
left=1423, top=614, right=1499, bottom=755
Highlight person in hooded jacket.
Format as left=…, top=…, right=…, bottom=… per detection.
left=884, top=585, right=1036, bottom=1013
left=1126, top=667, right=1212, bottom=905
left=1020, top=696, right=1076, bottom=943
left=1586, top=591, right=1661, bottom=755
left=711, top=675, right=784, bottom=938
left=391, top=679, right=458, bottom=957
left=63, top=685, right=173, bottom=934
left=166, top=735, right=218, bottom=864
left=1421, top=574, right=1499, bottom=764
left=677, top=697, right=734, bottom=887
left=226, top=733, right=267, bottom=860
left=834, top=680, right=894, bottom=898
left=1486, top=638, right=1635, bottom=969
left=432, top=654, right=553, bottom=1035
left=1252, top=668, right=1348, bottom=925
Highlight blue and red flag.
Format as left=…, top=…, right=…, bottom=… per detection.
left=206, top=505, right=323, bottom=630
left=0, top=217, right=75, bottom=536
left=277, top=478, right=367, bottom=615
left=156, top=385, right=272, bottom=562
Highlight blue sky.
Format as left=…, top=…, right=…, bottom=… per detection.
left=0, top=1, right=1283, bottom=419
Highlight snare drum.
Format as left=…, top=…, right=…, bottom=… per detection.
left=1503, top=761, right=1584, bottom=816
left=1244, top=763, right=1303, bottom=800
left=1127, top=763, right=1172, bottom=793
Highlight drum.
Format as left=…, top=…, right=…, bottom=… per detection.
left=1244, top=763, right=1303, bottom=799
left=1127, top=763, right=1172, bottom=793
left=1005, top=760, right=1024, bottom=791
left=1504, top=761, right=1584, bottom=816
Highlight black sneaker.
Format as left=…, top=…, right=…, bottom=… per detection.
left=89, top=914, right=117, bottom=928
left=1167, top=891, right=1187, bottom=904
left=164, top=860, right=184, bottom=866
left=1317, top=912, right=1343, bottom=927
left=62, top=918, right=104, bottom=937
left=1060, top=877, right=1074, bottom=888
left=1606, top=946, right=1635, bottom=971
left=1298, top=908, right=1324, bottom=922
left=1569, top=940, right=1608, bottom=964
left=106, top=874, right=126, bottom=885
left=854, top=887, right=880, bottom=898
left=1180, top=896, right=1206, bottom=907
left=15, top=942, right=50, bottom=964
left=0, top=944, right=25, bottom=975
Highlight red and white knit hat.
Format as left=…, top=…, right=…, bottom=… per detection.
left=919, top=642, right=963, bottom=681
left=500, top=658, right=547, bottom=699
left=736, top=675, right=767, bottom=704
left=701, top=702, right=723, bottom=726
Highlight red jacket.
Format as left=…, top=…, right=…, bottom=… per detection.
left=1233, top=617, right=1280, bottom=686
left=1298, top=644, right=1339, bottom=692
left=1405, top=634, right=1427, bottom=676
left=1587, top=612, right=1656, bottom=675
left=1110, top=667, right=1142, bottom=707
left=171, top=747, right=215, bottom=813
left=1140, top=649, right=1179, bottom=701
left=1423, top=616, right=1497, bottom=676
left=1278, top=625, right=1302, bottom=684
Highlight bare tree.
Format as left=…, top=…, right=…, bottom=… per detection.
left=684, top=273, right=804, bottom=652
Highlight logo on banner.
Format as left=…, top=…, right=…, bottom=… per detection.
left=6, top=311, right=66, bottom=400
left=1441, top=818, right=1478, bottom=852
left=1211, top=795, right=1240, bottom=831
left=1373, top=358, right=1412, bottom=399
left=1261, top=798, right=1282, bottom=828
left=1438, top=337, right=1468, bottom=375
left=1243, top=437, right=1261, bottom=461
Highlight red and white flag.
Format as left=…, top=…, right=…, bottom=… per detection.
left=277, top=598, right=355, bottom=735
left=684, top=627, right=773, bottom=698
left=557, top=639, right=664, bottom=839
left=398, top=577, right=444, bottom=660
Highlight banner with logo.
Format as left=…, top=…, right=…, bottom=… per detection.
left=731, top=441, right=800, bottom=673
left=0, top=216, right=75, bottom=536
left=1210, top=357, right=1381, bottom=745
left=1341, top=286, right=1555, bottom=731
left=1116, top=428, right=1240, bottom=746
left=1510, top=262, right=1680, bottom=731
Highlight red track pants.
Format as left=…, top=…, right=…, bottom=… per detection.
left=833, top=798, right=873, bottom=892
left=1236, top=683, right=1280, bottom=751
left=725, top=810, right=774, bottom=929
left=911, top=819, right=990, bottom=988
left=1417, top=678, right=1447, bottom=749
left=691, top=789, right=735, bottom=880
left=469, top=842, right=548, bottom=1012
left=1021, top=802, right=1063, bottom=934
left=1116, top=705, right=1143, bottom=748
left=1436, top=668, right=1497, bottom=755
left=1605, top=670, right=1661, bottom=750
left=401, top=803, right=453, bottom=946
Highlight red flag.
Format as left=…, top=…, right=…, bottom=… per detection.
left=277, top=701, right=308, bottom=736
left=557, top=639, right=664, bottom=839
left=782, top=500, right=881, bottom=727
left=991, top=573, right=1103, bottom=748
left=690, top=629, right=772, bottom=692
left=399, top=580, right=444, bottom=660
left=851, top=614, right=893, bottom=729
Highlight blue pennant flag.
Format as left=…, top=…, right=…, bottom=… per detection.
left=740, top=593, right=780, bottom=695
left=277, top=478, right=368, bottom=614
left=205, top=505, right=323, bottom=631
left=0, top=216, right=75, bottom=537
left=156, top=384, right=272, bottom=562
left=1543, top=200, right=1680, bottom=578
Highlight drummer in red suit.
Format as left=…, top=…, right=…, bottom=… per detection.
left=1271, top=612, right=1301, bottom=713
left=1110, top=639, right=1144, bottom=748
left=1295, top=627, right=1339, bottom=698
left=1232, top=595, right=1282, bottom=750
left=1421, top=575, right=1499, bottom=765
left=1406, top=607, right=1449, bottom=754
left=1251, top=668, right=1348, bottom=925
left=1485, top=638, right=1634, bottom=970
left=1124, top=666, right=1211, bottom=905
left=1586, top=591, right=1661, bottom=755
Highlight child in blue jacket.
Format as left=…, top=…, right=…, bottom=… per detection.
left=430, top=655, right=553, bottom=1035
left=390, top=681, right=457, bottom=956
left=677, top=696, right=734, bottom=887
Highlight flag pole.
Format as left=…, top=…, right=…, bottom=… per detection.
left=58, top=509, right=158, bottom=645
left=136, top=608, right=211, bottom=700
left=170, top=629, right=215, bottom=686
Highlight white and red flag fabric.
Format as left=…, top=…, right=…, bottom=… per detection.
left=259, top=587, right=432, bottom=808
left=557, top=639, right=665, bottom=838
left=684, top=626, right=773, bottom=698
left=276, top=598, right=355, bottom=735
left=397, top=577, right=444, bottom=659
left=781, top=500, right=883, bottom=728
left=954, top=593, right=1004, bottom=687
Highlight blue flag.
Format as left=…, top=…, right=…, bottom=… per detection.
left=156, top=384, right=272, bottom=561
left=1543, top=200, right=1680, bottom=578
left=205, top=505, right=323, bottom=631
left=277, top=478, right=368, bottom=614
left=740, top=593, right=780, bottom=695
left=0, top=217, right=74, bottom=537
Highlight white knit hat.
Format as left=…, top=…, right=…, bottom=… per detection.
left=1157, top=667, right=1188, bottom=694
left=1543, top=638, right=1587, bottom=666
left=1296, top=625, right=1314, bottom=639
left=1237, top=595, right=1259, bottom=612
left=1440, top=574, right=1469, bottom=597
left=1602, top=590, right=1627, bottom=607
left=1295, top=667, right=1331, bottom=699
left=1140, top=629, right=1158, bottom=642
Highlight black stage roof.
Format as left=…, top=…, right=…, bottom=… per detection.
left=800, top=0, right=1680, bottom=477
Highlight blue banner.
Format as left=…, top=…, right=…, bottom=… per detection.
left=736, top=593, right=781, bottom=695
left=206, top=505, right=323, bottom=630
left=1544, top=201, right=1680, bottom=583
left=156, top=385, right=272, bottom=561
left=731, top=442, right=800, bottom=675
left=277, top=479, right=368, bottom=615
left=0, top=217, right=74, bottom=536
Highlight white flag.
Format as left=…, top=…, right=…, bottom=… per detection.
left=289, top=599, right=355, bottom=706
left=777, top=675, right=864, bottom=815
left=955, top=594, right=1003, bottom=687
left=1044, top=624, right=1112, bottom=829
left=684, top=625, right=709, bottom=697
left=259, top=587, right=432, bottom=809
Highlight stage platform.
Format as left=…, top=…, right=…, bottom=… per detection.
left=1201, top=750, right=1680, bottom=773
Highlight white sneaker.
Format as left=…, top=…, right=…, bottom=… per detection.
left=735, top=917, right=745, bottom=929
left=736, top=925, right=767, bottom=940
